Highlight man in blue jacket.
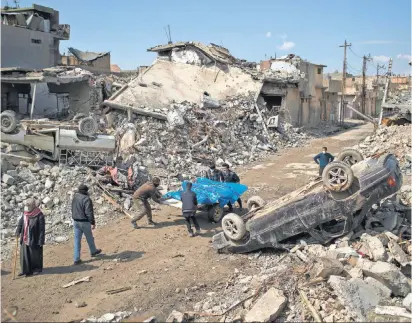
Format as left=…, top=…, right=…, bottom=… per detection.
left=180, top=182, right=201, bottom=237
left=314, top=147, right=334, bottom=177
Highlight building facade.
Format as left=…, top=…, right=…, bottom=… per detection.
left=1, top=4, right=70, bottom=69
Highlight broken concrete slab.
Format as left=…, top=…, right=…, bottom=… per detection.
left=368, top=312, right=411, bottom=322
left=361, top=233, right=388, bottom=261
left=356, top=258, right=411, bottom=297
left=375, top=306, right=412, bottom=319
left=310, top=257, right=344, bottom=279
left=244, top=287, right=287, bottom=322
left=2, top=174, right=14, bottom=185
left=348, top=267, right=363, bottom=279
left=166, top=310, right=188, bottom=323
left=326, top=247, right=359, bottom=259
left=365, top=276, right=392, bottom=298
left=328, top=275, right=388, bottom=321
left=403, top=293, right=412, bottom=311
left=388, top=240, right=409, bottom=266
left=385, top=231, right=400, bottom=242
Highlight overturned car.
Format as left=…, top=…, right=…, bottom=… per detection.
left=213, top=149, right=403, bottom=253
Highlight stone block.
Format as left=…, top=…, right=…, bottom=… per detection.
left=2, top=174, right=14, bottom=185
left=245, top=287, right=287, bottom=322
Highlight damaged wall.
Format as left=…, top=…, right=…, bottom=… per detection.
left=1, top=24, right=57, bottom=69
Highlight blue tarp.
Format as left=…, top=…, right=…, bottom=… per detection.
left=163, top=177, right=248, bottom=207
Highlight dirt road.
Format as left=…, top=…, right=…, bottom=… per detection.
left=1, top=122, right=373, bottom=322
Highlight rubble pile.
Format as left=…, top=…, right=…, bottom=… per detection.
left=110, top=95, right=342, bottom=185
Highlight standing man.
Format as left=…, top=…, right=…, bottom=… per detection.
left=205, top=162, right=224, bottom=182
left=314, top=147, right=335, bottom=177
left=180, top=182, right=201, bottom=237
left=221, top=163, right=243, bottom=211
left=131, top=177, right=163, bottom=229
left=71, top=184, right=102, bottom=265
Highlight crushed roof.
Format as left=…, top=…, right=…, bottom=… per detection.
left=68, top=47, right=110, bottom=62
left=147, top=41, right=236, bottom=65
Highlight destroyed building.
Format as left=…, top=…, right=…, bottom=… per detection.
left=1, top=66, right=99, bottom=118
left=1, top=3, right=70, bottom=69
left=259, top=55, right=327, bottom=126
left=61, top=47, right=111, bottom=74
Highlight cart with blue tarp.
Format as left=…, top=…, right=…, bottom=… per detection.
left=162, top=177, right=248, bottom=223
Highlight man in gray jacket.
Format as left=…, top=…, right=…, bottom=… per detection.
left=180, top=182, right=200, bottom=237
left=71, top=184, right=101, bottom=265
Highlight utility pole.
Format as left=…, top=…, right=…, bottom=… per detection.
left=378, top=58, right=393, bottom=126
left=339, top=40, right=351, bottom=124
left=375, top=64, right=385, bottom=116
left=361, top=54, right=372, bottom=115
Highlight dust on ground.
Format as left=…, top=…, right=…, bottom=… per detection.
left=0, top=123, right=373, bottom=322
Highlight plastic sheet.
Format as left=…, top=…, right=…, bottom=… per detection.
left=163, top=177, right=248, bottom=207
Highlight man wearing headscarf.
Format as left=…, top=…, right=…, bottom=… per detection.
left=71, top=184, right=102, bottom=265
left=15, top=198, right=45, bottom=277
left=131, top=177, right=163, bottom=229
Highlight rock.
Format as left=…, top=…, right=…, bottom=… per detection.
left=2, top=174, right=15, bottom=185
left=388, top=240, right=409, bottom=266
left=6, top=170, right=18, bottom=177
left=365, top=276, right=392, bottom=298
left=75, top=301, right=87, bottom=308
left=166, top=310, right=188, bottom=323
left=44, top=178, right=55, bottom=189
left=348, top=267, right=363, bottom=279
left=42, top=196, right=54, bottom=208
left=328, top=275, right=388, bottom=321
left=54, top=236, right=68, bottom=243
left=385, top=231, right=400, bottom=242
left=356, top=258, right=411, bottom=296
left=403, top=293, right=412, bottom=311
left=326, top=247, right=359, bottom=259
left=310, top=257, right=344, bottom=279
left=361, top=233, right=388, bottom=261
left=143, top=316, right=159, bottom=323
left=244, top=287, right=287, bottom=322
left=306, top=244, right=327, bottom=257
left=124, top=198, right=132, bottom=210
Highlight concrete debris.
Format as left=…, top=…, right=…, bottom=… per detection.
left=374, top=306, right=412, bottom=319
left=388, top=240, right=409, bottom=266
left=328, top=275, right=390, bottom=321
left=82, top=311, right=133, bottom=322
left=310, top=257, right=344, bottom=279
left=244, top=287, right=287, bottom=322
left=166, top=310, right=188, bottom=323
left=403, top=293, right=412, bottom=311
left=361, top=233, right=388, bottom=261
left=355, top=258, right=411, bottom=297
left=2, top=174, right=15, bottom=185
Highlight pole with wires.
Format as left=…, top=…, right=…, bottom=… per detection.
left=361, top=54, right=372, bottom=115
left=339, top=40, right=352, bottom=125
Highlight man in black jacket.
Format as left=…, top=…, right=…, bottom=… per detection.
left=71, top=184, right=102, bottom=265
left=222, top=163, right=243, bottom=211
left=180, top=182, right=201, bottom=237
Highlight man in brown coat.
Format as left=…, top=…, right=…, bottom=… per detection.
left=131, top=177, right=163, bottom=229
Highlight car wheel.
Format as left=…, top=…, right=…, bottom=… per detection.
left=322, top=161, right=354, bottom=192
left=78, top=116, right=98, bottom=136
left=1, top=110, right=18, bottom=133
left=336, top=149, right=364, bottom=166
left=73, top=113, right=88, bottom=123
left=208, top=204, right=224, bottom=223
left=222, top=213, right=246, bottom=241
left=247, top=196, right=267, bottom=210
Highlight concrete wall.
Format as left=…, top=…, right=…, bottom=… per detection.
left=91, top=54, right=111, bottom=73
left=284, top=87, right=301, bottom=125
left=1, top=24, right=58, bottom=69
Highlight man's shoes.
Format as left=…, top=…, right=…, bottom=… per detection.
left=147, top=220, right=157, bottom=226
left=25, top=273, right=33, bottom=277
left=189, top=232, right=195, bottom=237
left=18, top=273, right=24, bottom=277
left=91, top=249, right=102, bottom=257
left=196, top=229, right=201, bottom=235
left=131, top=222, right=139, bottom=229
left=73, top=260, right=82, bottom=265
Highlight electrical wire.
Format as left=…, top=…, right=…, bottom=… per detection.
left=346, top=62, right=362, bottom=74
left=349, top=47, right=363, bottom=59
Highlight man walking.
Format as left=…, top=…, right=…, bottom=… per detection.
left=205, top=162, right=224, bottom=182
left=221, top=163, right=243, bottom=211
left=71, top=184, right=101, bottom=265
left=314, top=147, right=335, bottom=177
left=131, top=177, right=163, bottom=229
left=180, top=182, right=201, bottom=237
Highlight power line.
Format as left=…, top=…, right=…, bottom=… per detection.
left=349, top=47, right=363, bottom=59
left=346, top=62, right=362, bottom=74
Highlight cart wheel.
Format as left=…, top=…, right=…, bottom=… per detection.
left=208, top=204, right=224, bottom=223
left=78, top=116, right=98, bottom=136
left=247, top=196, right=267, bottom=211
left=1, top=110, right=17, bottom=133
left=222, top=213, right=246, bottom=241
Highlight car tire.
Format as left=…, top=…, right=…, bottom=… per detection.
left=222, top=213, right=246, bottom=241
left=1, top=110, right=18, bottom=133
left=322, top=161, right=354, bottom=192
left=336, top=148, right=364, bottom=166
left=73, top=113, right=88, bottom=122
left=247, top=196, right=267, bottom=210
left=78, top=116, right=98, bottom=136
left=208, top=204, right=224, bottom=223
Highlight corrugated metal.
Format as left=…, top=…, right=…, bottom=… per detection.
left=68, top=47, right=109, bottom=62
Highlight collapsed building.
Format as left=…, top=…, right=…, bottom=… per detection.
left=61, top=47, right=111, bottom=74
